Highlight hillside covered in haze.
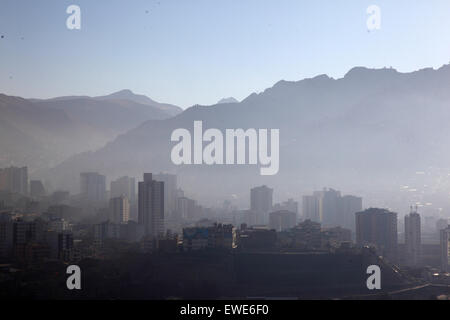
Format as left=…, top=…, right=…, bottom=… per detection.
left=0, top=90, right=181, bottom=170
left=38, top=65, right=450, bottom=209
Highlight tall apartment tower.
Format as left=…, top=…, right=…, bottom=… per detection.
left=339, top=195, right=363, bottom=232
left=302, top=195, right=321, bottom=223
left=110, top=176, right=136, bottom=203
left=405, top=208, right=421, bottom=267
left=109, top=196, right=130, bottom=224
left=320, top=188, right=341, bottom=227
left=80, top=172, right=106, bottom=203
left=138, top=173, right=164, bottom=238
left=440, top=226, right=450, bottom=272
left=302, top=189, right=362, bottom=230
left=356, top=208, right=398, bottom=262
left=250, top=185, right=273, bottom=226
left=0, top=166, right=28, bottom=195
left=153, top=173, right=177, bottom=219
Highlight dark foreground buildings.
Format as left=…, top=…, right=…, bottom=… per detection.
left=355, top=208, right=398, bottom=263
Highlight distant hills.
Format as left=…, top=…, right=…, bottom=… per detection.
left=217, top=97, right=239, bottom=104
left=0, top=90, right=181, bottom=170
left=39, top=64, right=450, bottom=208
left=95, top=89, right=182, bottom=116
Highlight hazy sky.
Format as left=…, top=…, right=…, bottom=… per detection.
left=1, top=0, right=450, bottom=108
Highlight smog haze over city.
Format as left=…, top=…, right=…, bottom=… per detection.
left=0, top=0, right=449, bottom=306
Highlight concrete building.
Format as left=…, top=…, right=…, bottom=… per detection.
left=109, top=196, right=130, bottom=224
left=176, top=197, right=197, bottom=221
left=320, top=188, right=341, bottom=227
left=183, top=223, right=235, bottom=251
left=250, top=185, right=273, bottom=226
left=339, top=195, right=363, bottom=232
left=290, top=220, right=323, bottom=250
left=47, top=231, right=74, bottom=261
left=80, top=172, right=106, bottom=203
left=119, top=221, right=145, bottom=243
left=0, top=215, right=13, bottom=259
left=0, top=166, right=28, bottom=195
left=436, top=218, right=448, bottom=232
left=440, top=226, right=450, bottom=272
left=302, top=189, right=362, bottom=231
left=238, top=226, right=277, bottom=251
left=94, top=221, right=121, bottom=246
left=302, top=195, right=321, bottom=223
left=138, top=173, right=164, bottom=238
left=273, top=199, right=298, bottom=216
left=322, top=226, right=352, bottom=249
left=110, top=176, right=136, bottom=203
left=269, top=210, right=297, bottom=232
left=48, top=218, right=69, bottom=233
left=405, top=209, right=421, bottom=267
left=154, top=173, right=177, bottom=220
left=356, top=208, right=398, bottom=262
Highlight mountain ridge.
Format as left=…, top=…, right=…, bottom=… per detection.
left=39, top=64, right=450, bottom=209
left=0, top=90, right=182, bottom=171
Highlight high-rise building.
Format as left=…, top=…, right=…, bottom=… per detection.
left=110, top=176, right=136, bottom=203
left=436, top=218, right=448, bottom=232
left=302, top=195, right=321, bottom=222
left=302, top=189, right=362, bottom=231
left=48, top=218, right=69, bottom=233
left=138, top=173, right=164, bottom=238
left=440, top=226, right=450, bottom=272
left=109, top=196, right=130, bottom=224
left=269, top=210, right=297, bottom=232
left=250, top=185, right=273, bottom=225
left=339, top=195, right=363, bottom=232
left=154, top=173, right=177, bottom=219
left=176, top=197, right=197, bottom=221
left=80, top=172, right=106, bottom=203
left=405, top=209, right=421, bottom=267
left=320, top=188, right=341, bottom=227
left=0, top=214, right=13, bottom=259
left=30, top=180, right=46, bottom=198
left=0, top=166, right=28, bottom=195
left=356, top=208, right=398, bottom=262
left=47, top=231, right=74, bottom=261
left=94, top=221, right=121, bottom=247
left=273, top=199, right=298, bottom=217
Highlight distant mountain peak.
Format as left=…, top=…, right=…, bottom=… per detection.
left=100, top=89, right=147, bottom=101
left=113, top=89, right=134, bottom=95
left=97, top=90, right=182, bottom=116
left=217, top=97, right=239, bottom=104
left=344, top=66, right=398, bottom=80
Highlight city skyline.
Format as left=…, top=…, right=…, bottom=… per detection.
left=1, top=1, right=450, bottom=302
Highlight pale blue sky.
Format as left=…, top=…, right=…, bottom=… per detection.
left=1, top=0, right=450, bottom=108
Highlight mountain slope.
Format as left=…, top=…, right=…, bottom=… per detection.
left=41, top=65, right=450, bottom=208
left=0, top=94, right=98, bottom=169
left=96, top=90, right=182, bottom=116
left=33, top=97, right=171, bottom=136
left=0, top=91, right=181, bottom=171
left=217, top=97, right=239, bottom=104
